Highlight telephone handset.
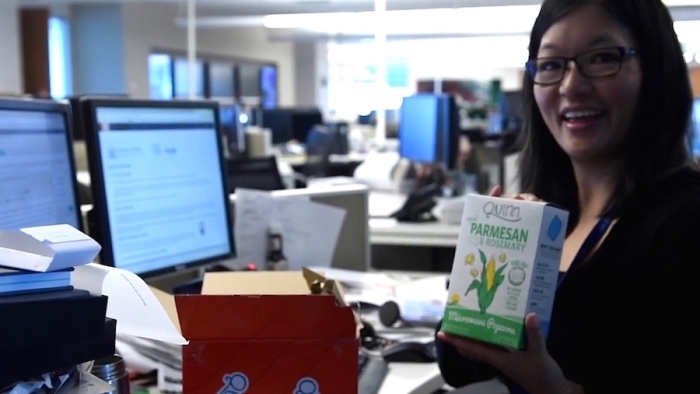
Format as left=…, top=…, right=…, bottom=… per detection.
left=390, top=183, right=442, bottom=223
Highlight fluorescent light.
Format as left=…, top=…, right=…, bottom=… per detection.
left=262, top=5, right=541, bottom=36
left=663, top=0, right=700, bottom=6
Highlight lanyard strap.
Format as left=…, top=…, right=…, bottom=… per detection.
left=557, top=217, right=613, bottom=288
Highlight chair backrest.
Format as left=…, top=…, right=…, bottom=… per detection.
left=226, top=156, right=285, bottom=193
left=304, top=125, right=335, bottom=178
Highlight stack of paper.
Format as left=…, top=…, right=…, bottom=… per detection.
left=0, top=224, right=102, bottom=296
left=72, top=263, right=187, bottom=393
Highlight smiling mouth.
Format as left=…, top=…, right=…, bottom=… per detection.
left=560, top=110, right=607, bottom=122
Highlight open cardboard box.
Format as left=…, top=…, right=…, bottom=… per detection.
left=151, top=268, right=361, bottom=394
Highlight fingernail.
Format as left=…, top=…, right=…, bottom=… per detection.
left=527, top=313, right=541, bottom=330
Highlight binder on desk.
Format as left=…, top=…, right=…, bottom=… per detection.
left=0, top=266, right=74, bottom=296
left=0, top=289, right=108, bottom=352
left=0, top=318, right=117, bottom=387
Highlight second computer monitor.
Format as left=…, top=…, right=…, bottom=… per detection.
left=0, top=98, right=82, bottom=231
left=398, top=94, right=458, bottom=170
left=80, top=98, right=234, bottom=278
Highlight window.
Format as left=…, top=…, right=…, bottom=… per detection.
left=148, top=54, right=173, bottom=99
left=48, top=16, right=72, bottom=99
left=173, top=57, right=204, bottom=98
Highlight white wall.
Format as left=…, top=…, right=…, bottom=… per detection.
left=294, top=40, right=328, bottom=114
left=71, top=3, right=127, bottom=95
left=121, top=2, right=295, bottom=105
left=0, top=0, right=22, bottom=95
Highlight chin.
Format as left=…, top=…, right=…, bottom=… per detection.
left=564, top=148, right=614, bottom=165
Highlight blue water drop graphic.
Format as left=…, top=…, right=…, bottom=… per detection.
left=295, top=378, right=320, bottom=394
left=548, top=216, right=562, bottom=241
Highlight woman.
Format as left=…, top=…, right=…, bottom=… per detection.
left=435, top=1, right=700, bottom=393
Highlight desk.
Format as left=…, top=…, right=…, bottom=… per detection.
left=279, top=152, right=368, bottom=167
left=370, top=218, right=459, bottom=247
left=368, top=191, right=460, bottom=272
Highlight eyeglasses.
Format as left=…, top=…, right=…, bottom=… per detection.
left=525, top=46, right=638, bottom=85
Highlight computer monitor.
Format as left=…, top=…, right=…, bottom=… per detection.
left=261, top=108, right=324, bottom=145
left=79, top=98, right=234, bottom=278
left=0, top=98, right=82, bottom=231
left=398, top=94, right=459, bottom=170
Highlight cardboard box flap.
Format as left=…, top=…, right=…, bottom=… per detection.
left=177, top=268, right=361, bottom=341
left=202, top=271, right=310, bottom=295
left=150, top=286, right=181, bottom=334
left=175, top=294, right=357, bottom=340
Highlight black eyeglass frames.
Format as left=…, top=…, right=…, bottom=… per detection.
left=525, top=46, right=638, bottom=85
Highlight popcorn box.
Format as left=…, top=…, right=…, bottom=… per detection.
left=442, top=194, right=569, bottom=350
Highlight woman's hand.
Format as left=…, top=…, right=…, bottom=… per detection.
left=489, top=185, right=542, bottom=202
left=437, top=314, right=582, bottom=394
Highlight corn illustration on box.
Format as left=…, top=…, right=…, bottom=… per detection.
left=442, top=194, right=569, bottom=350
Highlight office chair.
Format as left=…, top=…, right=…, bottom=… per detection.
left=226, top=156, right=285, bottom=193
left=304, top=125, right=335, bottom=178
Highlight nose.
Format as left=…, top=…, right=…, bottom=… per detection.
left=558, top=61, right=593, bottom=96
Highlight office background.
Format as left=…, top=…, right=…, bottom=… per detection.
left=6, top=0, right=699, bottom=118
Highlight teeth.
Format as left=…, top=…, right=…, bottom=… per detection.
left=564, top=110, right=603, bottom=119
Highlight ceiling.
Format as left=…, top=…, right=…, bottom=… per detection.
left=18, top=0, right=700, bottom=41
left=20, top=0, right=542, bottom=16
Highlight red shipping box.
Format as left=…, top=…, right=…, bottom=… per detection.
left=174, top=268, right=360, bottom=394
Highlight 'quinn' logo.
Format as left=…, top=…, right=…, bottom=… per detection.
left=483, top=202, right=521, bottom=222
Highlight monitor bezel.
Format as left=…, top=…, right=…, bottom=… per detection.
left=80, top=97, right=235, bottom=278
left=0, top=98, right=83, bottom=232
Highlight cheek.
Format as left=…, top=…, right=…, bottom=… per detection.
left=533, top=87, right=558, bottom=127
left=603, top=79, right=640, bottom=127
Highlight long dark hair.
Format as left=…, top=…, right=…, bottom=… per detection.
left=517, top=0, right=694, bottom=227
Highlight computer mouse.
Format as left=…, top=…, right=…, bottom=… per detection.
left=381, top=341, right=437, bottom=363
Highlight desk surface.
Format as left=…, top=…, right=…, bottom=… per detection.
left=370, top=218, right=459, bottom=247
left=280, top=152, right=367, bottom=167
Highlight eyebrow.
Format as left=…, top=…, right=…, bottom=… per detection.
left=540, top=34, right=617, bottom=52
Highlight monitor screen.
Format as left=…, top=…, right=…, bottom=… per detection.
left=260, top=65, right=278, bottom=109
left=399, top=95, right=439, bottom=163
left=0, top=99, right=81, bottom=231
left=82, top=99, right=234, bottom=277
left=209, top=62, right=235, bottom=98
left=238, top=63, right=261, bottom=98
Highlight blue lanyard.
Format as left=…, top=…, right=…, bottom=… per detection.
left=557, top=216, right=613, bottom=289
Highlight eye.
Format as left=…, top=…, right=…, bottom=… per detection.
left=537, top=60, right=563, bottom=72
left=588, top=50, right=621, bottom=64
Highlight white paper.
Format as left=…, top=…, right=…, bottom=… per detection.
left=72, top=263, right=187, bottom=345
left=274, top=197, right=346, bottom=269
left=306, top=266, right=398, bottom=291
left=67, top=371, right=117, bottom=394
left=21, top=224, right=92, bottom=244
left=157, top=363, right=183, bottom=394
left=234, top=189, right=346, bottom=268
left=234, top=189, right=276, bottom=266
left=0, top=225, right=101, bottom=272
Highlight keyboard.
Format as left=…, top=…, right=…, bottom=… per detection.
left=358, top=352, right=389, bottom=394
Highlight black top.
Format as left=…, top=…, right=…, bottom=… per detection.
left=436, top=166, right=700, bottom=393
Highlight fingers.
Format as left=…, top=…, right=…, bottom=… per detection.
left=486, top=186, right=541, bottom=202
left=524, top=313, right=547, bottom=354
left=505, top=193, right=542, bottom=202
left=437, top=331, right=510, bottom=366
